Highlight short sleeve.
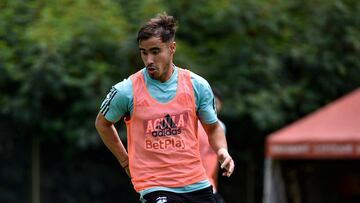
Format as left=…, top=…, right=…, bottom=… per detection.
left=190, top=72, right=218, bottom=124
left=99, top=78, right=133, bottom=123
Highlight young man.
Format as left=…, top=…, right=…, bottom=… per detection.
left=95, top=13, right=235, bottom=203
left=198, top=88, right=227, bottom=203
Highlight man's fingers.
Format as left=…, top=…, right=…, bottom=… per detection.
left=220, top=156, right=235, bottom=177
left=217, top=148, right=235, bottom=177
left=226, top=159, right=235, bottom=177
left=220, top=156, right=231, bottom=169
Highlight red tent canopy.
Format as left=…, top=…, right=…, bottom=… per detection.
left=266, top=88, right=360, bottom=159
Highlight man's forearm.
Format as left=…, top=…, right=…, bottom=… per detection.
left=95, top=114, right=128, bottom=168
left=202, top=121, right=235, bottom=177
left=203, top=122, right=228, bottom=153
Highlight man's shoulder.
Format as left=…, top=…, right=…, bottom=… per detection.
left=187, top=69, right=207, bottom=83
left=112, top=68, right=145, bottom=90
left=113, top=77, right=132, bottom=91
left=188, top=70, right=211, bottom=91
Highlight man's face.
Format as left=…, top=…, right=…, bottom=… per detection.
left=139, top=37, right=176, bottom=82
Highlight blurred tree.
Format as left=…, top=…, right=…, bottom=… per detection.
left=165, top=1, right=360, bottom=202
left=0, top=0, right=132, bottom=202
left=0, top=0, right=359, bottom=202
left=165, top=0, right=360, bottom=131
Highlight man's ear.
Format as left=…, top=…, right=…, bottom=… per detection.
left=169, top=41, right=176, bottom=54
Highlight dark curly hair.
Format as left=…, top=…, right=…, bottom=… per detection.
left=137, top=13, right=177, bottom=44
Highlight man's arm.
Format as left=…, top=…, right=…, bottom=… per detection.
left=201, top=121, right=235, bottom=177
left=95, top=112, right=130, bottom=176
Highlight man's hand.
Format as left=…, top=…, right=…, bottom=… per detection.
left=124, top=165, right=130, bottom=177
left=217, top=148, right=235, bottom=177
left=121, top=159, right=130, bottom=177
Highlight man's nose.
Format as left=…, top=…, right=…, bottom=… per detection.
left=146, top=55, right=154, bottom=65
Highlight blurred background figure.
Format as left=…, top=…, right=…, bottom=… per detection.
left=199, top=87, right=227, bottom=203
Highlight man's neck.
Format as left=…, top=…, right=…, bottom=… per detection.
left=158, top=64, right=175, bottom=83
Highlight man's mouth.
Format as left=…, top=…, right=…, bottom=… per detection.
left=147, top=66, right=156, bottom=74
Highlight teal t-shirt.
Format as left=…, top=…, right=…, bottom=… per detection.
left=100, top=66, right=218, bottom=124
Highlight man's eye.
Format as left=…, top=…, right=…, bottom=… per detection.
left=152, top=50, right=159, bottom=55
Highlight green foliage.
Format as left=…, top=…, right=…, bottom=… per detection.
left=0, top=0, right=132, bottom=145
left=26, top=0, right=128, bottom=49
left=1, top=0, right=360, bottom=202
left=166, top=0, right=360, bottom=130
left=1, top=0, right=359, bottom=141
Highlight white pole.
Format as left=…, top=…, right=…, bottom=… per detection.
left=263, top=157, right=273, bottom=203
